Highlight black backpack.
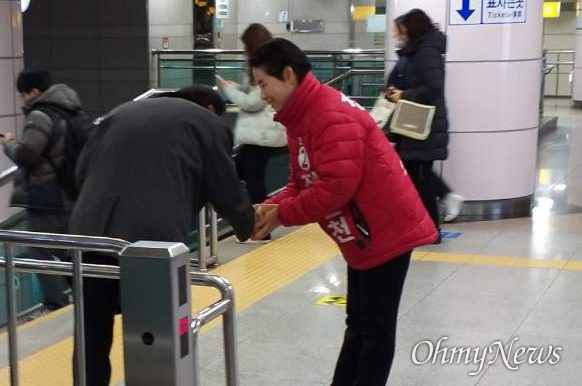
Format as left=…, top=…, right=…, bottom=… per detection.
left=35, top=103, right=93, bottom=200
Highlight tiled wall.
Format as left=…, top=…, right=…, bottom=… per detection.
left=219, top=0, right=351, bottom=50
left=0, top=1, right=24, bottom=221
left=23, top=0, right=150, bottom=118
left=148, top=0, right=194, bottom=87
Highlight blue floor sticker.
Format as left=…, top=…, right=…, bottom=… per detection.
left=440, top=230, right=462, bottom=239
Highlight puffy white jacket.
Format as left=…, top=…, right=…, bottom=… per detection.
left=221, top=81, right=287, bottom=147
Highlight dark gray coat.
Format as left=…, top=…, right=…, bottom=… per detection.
left=387, top=31, right=449, bottom=161
left=5, top=84, right=81, bottom=209
left=69, top=97, right=254, bottom=249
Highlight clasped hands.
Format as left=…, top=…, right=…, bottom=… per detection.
left=251, top=204, right=281, bottom=240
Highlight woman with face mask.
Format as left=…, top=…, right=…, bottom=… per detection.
left=386, top=9, right=464, bottom=237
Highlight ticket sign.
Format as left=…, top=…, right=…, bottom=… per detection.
left=449, top=0, right=527, bottom=25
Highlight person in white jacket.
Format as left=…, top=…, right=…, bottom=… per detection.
left=217, top=23, right=286, bottom=242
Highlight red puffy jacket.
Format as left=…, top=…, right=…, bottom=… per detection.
left=265, top=72, right=437, bottom=269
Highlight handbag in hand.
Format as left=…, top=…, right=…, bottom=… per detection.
left=369, top=93, right=395, bottom=129
left=389, top=99, right=435, bottom=140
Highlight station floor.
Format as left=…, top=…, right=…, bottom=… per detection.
left=1, top=98, right=582, bottom=385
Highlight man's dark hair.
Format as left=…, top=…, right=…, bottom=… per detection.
left=248, top=38, right=312, bottom=83
left=16, top=69, right=53, bottom=94
left=395, top=9, right=437, bottom=43
left=156, top=85, right=226, bottom=116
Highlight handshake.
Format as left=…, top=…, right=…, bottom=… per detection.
left=251, top=204, right=280, bottom=240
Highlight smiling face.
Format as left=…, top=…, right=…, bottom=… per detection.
left=252, top=66, right=298, bottom=112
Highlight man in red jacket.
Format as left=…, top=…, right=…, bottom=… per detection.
left=250, top=38, right=437, bottom=386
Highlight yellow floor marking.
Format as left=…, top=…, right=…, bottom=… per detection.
left=421, top=250, right=578, bottom=271
left=564, top=260, right=582, bottom=271
left=316, top=295, right=347, bottom=306
left=2, top=224, right=582, bottom=385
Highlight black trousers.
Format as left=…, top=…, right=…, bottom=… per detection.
left=27, top=209, right=70, bottom=309
left=432, top=171, right=451, bottom=200
left=331, top=252, right=412, bottom=386
left=402, top=160, right=440, bottom=230
left=235, top=144, right=272, bottom=204
left=74, top=254, right=120, bottom=386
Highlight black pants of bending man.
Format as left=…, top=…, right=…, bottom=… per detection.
left=73, top=253, right=120, bottom=386
left=331, top=252, right=411, bottom=386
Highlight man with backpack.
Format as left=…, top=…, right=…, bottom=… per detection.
left=0, top=69, right=86, bottom=311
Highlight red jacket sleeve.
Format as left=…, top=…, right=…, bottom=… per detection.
left=277, top=113, right=365, bottom=226
left=263, top=162, right=298, bottom=204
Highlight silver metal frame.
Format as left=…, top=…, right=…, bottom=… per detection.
left=544, top=49, right=575, bottom=97
left=151, top=48, right=385, bottom=88
left=0, top=230, right=238, bottom=386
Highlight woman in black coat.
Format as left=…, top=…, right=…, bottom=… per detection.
left=386, top=8, right=463, bottom=234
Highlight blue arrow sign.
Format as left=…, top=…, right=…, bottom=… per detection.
left=457, top=0, right=475, bottom=21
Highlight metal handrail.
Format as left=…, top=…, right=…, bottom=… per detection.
left=0, top=231, right=129, bottom=386
left=152, top=48, right=385, bottom=56
left=546, top=49, right=575, bottom=54
left=153, top=48, right=385, bottom=88
left=0, top=166, right=18, bottom=187
left=545, top=49, right=575, bottom=97
left=0, top=230, right=129, bottom=252
left=0, top=234, right=238, bottom=386
left=325, top=68, right=385, bottom=87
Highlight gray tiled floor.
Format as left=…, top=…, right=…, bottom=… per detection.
left=194, top=99, right=582, bottom=385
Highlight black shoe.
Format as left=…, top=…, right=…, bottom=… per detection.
left=236, top=234, right=272, bottom=244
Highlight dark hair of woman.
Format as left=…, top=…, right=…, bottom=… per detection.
left=240, top=23, right=273, bottom=83
left=395, top=8, right=437, bottom=44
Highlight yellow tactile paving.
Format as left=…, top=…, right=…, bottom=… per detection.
left=2, top=225, right=582, bottom=385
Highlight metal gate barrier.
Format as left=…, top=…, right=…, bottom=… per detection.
left=0, top=230, right=238, bottom=386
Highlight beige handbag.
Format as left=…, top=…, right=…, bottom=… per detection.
left=389, top=99, right=435, bottom=140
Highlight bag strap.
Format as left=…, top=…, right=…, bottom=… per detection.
left=33, top=104, right=68, bottom=178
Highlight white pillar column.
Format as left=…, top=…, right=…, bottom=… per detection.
left=386, top=0, right=543, bottom=205
left=0, top=1, right=24, bottom=219
left=573, top=2, right=582, bottom=107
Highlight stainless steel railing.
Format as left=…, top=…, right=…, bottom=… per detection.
left=0, top=230, right=129, bottom=386
left=544, top=49, right=575, bottom=97
left=151, top=48, right=385, bottom=88
left=0, top=230, right=239, bottom=386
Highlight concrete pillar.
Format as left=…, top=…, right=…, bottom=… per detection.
left=386, top=0, right=543, bottom=213
left=0, top=0, right=24, bottom=220
left=573, top=2, right=582, bottom=107
left=148, top=0, right=194, bottom=87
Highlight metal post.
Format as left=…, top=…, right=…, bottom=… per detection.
left=197, top=209, right=207, bottom=271
left=4, top=243, right=19, bottom=386
left=223, top=301, right=239, bottom=386
left=156, top=52, right=161, bottom=88
left=209, top=204, right=218, bottom=264
left=72, top=249, right=87, bottom=386
left=191, top=318, right=202, bottom=386
left=119, top=241, right=193, bottom=386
